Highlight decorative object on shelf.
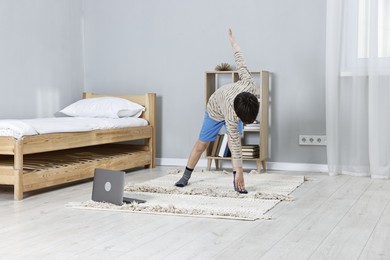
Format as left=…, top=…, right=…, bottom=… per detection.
left=214, top=62, right=233, bottom=71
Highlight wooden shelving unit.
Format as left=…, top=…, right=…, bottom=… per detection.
left=205, top=70, right=269, bottom=173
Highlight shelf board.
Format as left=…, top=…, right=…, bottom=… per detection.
left=243, top=128, right=260, bottom=132
left=207, top=156, right=260, bottom=161
left=205, top=71, right=263, bottom=74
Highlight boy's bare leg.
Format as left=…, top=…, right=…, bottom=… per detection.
left=187, top=140, right=209, bottom=169
left=175, top=140, right=209, bottom=187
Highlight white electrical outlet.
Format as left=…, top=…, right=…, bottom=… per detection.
left=299, top=135, right=327, bottom=146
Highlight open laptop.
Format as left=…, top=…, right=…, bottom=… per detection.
left=92, top=168, right=146, bottom=206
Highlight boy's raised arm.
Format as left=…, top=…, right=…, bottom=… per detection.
left=228, top=28, right=240, bottom=51
left=228, top=29, right=253, bottom=82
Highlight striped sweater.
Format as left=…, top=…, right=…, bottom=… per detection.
left=207, top=44, right=257, bottom=168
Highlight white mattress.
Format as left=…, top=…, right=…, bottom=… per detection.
left=0, top=117, right=148, bottom=139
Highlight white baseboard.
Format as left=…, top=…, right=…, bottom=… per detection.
left=156, top=158, right=328, bottom=173
left=267, top=162, right=328, bottom=172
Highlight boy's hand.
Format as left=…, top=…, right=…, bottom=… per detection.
left=228, top=28, right=237, bottom=45
left=234, top=169, right=246, bottom=192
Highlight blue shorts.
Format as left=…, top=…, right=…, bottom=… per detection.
left=198, top=111, right=243, bottom=142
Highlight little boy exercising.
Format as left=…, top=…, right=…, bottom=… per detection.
left=175, top=29, right=259, bottom=193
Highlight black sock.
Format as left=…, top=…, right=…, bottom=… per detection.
left=175, top=167, right=193, bottom=187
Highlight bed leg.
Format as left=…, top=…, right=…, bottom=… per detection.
left=14, top=170, right=23, bottom=200
left=144, top=93, right=156, bottom=168
left=14, top=139, right=24, bottom=200
left=146, top=136, right=155, bottom=168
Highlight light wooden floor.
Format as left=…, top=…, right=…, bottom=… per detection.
left=0, top=166, right=389, bottom=260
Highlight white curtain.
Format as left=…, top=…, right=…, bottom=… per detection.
left=326, top=0, right=390, bottom=178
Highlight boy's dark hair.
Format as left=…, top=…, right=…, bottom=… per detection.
left=233, top=92, right=259, bottom=124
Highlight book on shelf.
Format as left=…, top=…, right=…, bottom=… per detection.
left=242, top=145, right=259, bottom=151
left=216, top=134, right=224, bottom=156
left=209, top=134, right=231, bottom=158
left=210, top=135, right=222, bottom=157
left=242, top=154, right=259, bottom=159
left=242, top=151, right=259, bottom=154
left=217, top=133, right=229, bottom=157
left=244, top=122, right=260, bottom=131
left=242, top=151, right=259, bottom=156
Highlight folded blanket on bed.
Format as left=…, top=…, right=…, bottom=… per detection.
left=0, top=117, right=148, bottom=139
left=0, top=120, right=38, bottom=138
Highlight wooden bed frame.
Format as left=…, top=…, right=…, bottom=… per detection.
left=0, top=92, right=156, bottom=200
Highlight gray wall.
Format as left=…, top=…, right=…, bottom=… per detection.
left=83, top=0, right=327, bottom=164
left=0, top=0, right=326, bottom=165
left=0, top=0, right=84, bottom=119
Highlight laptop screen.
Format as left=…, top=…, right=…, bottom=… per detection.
left=92, top=168, right=125, bottom=206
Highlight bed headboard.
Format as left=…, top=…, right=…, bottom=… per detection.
left=83, top=92, right=156, bottom=167
left=82, top=92, right=156, bottom=128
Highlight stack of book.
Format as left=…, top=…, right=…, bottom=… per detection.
left=244, top=122, right=260, bottom=131
left=241, top=145, right=260, bottom=158
left=210, top=134, right=231, bottom=157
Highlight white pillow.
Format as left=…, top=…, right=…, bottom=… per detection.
left=60, top=97, right=145, bottom=118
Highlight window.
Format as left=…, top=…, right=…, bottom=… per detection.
left=358, top=0, right=390, bottom=58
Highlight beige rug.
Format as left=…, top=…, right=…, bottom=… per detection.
left=66, top=169, right=305, bottom=221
